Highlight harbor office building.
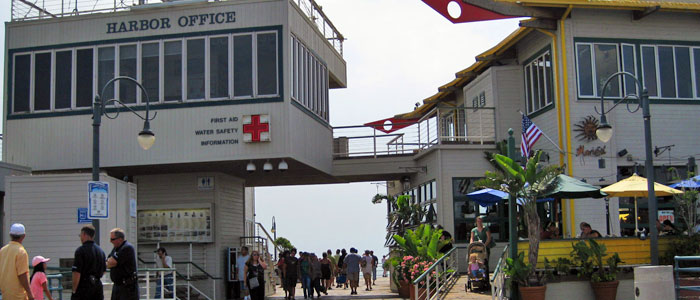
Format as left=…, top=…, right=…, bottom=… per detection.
left=377, top=0, right=700, bottom=268
left=4, top=0, right=346, bottom=298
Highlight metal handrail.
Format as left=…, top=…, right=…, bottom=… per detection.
left=141, top=268, right=177, bottom=300
left=255, top=222, right=284, bottom=254
left=491, top=244, right=509, bottom=300
left=411, top=246, right=463, bottom=300
left=674, top=255, right=700, bottom=300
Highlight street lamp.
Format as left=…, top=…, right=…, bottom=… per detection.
left=92, top=76, right=157, bottom=244
left=271, top=216, right=277, bottom=258
left=594, top=71, right=659, bottom=265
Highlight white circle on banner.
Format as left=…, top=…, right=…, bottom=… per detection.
left=383, top=120, right=393, bottom=132
left=447, top=1, right=462, bottom=19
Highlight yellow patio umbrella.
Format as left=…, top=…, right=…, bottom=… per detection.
left=601, top=173, right=683, bottom=233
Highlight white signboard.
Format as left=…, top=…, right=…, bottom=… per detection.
left=130, top=199, right=137, bottom=218
left=88, top=181, right=109, bottom=219
left=658, top=210, right=675, bottom=223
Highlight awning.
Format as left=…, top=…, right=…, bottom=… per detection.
left=544, top=174, right=607, bottom=199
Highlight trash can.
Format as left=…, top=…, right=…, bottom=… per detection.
left=634, top=265, right=675, bottom=299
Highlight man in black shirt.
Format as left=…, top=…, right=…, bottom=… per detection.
left=282, top=248, right=299, bottom=299
left=72, top=225, right=106, bottom=300
left=106, top=228, right=138, bottom=300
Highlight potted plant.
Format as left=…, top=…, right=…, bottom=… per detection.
left=504, top=252, right=548, bottom=300
left=389, top=224, right=449, bottom=299
left=476, top=150, right=561, bottom=299
left=571, top=239, right=623, bottom=300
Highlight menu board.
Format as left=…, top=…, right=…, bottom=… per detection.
left=138, top=208, right=212, bottom=243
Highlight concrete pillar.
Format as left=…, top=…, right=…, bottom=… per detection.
left=634, top=265, right=675, bottom=300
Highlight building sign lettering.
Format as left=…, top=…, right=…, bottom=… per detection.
left=575, top=145, right=606, bottom=157
left=106, top=11, right=236, bottom=34
left=196, top=116, right=240, bottom=146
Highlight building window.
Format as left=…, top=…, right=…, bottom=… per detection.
left=164, top=40, right=182, bottom=102
left=13, top=54, right=31, bottom=113
left=75, top=49, right=93, bottom=108
left=576, top=42, right=640, bottom=99
left=290, top=35, right=330, bottom=121
left=55, top=50, right=72, bottom=110
left=9, top=29, right=281, bottom=116
left=233, top=34, right=253, bottom=98
left=641, top=45, right=700, bottom=99
left=209, top=36, right=229, bottom=99
left=186, top=39, right=205, bottom=100
left=141, top=42, right=160, bottom=102
left=524, top=50, right=553, bottom=114
left=453, top=178, right=508, bottom=243
left=34, top=52, right=51, bottom=111
left=119, top=45, right=137, bottom=104
left=257, top=32, right=278, bottom=96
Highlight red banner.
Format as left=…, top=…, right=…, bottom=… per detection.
left=422, top=0, right=513, bottom=24
left=364, top=118, right=419, bottom=134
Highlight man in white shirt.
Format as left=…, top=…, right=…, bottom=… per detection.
left=236, top=246, right=250, bottom=300
left=155, top=247, right=173, bottom=299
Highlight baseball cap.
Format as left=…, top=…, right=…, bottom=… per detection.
left=9, top=223, right=25, bottom=235
left=32, top=256, right=50, bottom=267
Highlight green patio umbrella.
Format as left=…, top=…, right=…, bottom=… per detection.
left=544, top=174, right=607, bottom=199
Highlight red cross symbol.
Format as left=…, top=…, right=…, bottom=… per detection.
left=243, top=115, right=270, bottom=142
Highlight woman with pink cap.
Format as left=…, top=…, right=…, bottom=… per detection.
left=30, top=256, right=54, bottom=300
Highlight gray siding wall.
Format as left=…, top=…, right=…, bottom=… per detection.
left=135, top=172, right=244, bottom=299
left=4, top=174, right=135, bottom=268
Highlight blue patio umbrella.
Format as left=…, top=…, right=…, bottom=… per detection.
left=467, top=188, right=554, bottom=207
left=670, top=175, right=700, bottom=189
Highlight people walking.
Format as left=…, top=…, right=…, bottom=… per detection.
left=381, top=255, right=388, bottom=277
left=71, top=225, right=106, bottom=300
left=30, top=256, right=54, bottom=300
left=237, top=246, right=251, bottom=300
left=282, top=248, right=299, bottom=300
left=320, top=253, right=333, bottom=292
left=107, top=228, right=138, bottom=300
left=154, top=247, right=173, bottom=299
left=300, top=253, right=312, bottom=298
left=277, top=251, right=288, bottom=299
left=310, top=254, right=326, bottom=297
left=370, top=251, right=378, bottom=285
left=326, top=250, right=336, bottom=290
left=0, top=223, right=35, bottom=300
left=361, top=251, right=373, bottom=291
left=343, top=248, right=362, bottom=295
left=337, top=249, right=347, bottom=289
left=244, top=250, right=267, bottom=300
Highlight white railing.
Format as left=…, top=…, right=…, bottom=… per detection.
left=332, top=106, right=496, bottom=158
left=12, top=0, right=345, bottom=56
left=491, top=245, right=509, bottom=300
left=291, top=0, right=345, bottom=56
left=411, top=247, right=462, bottom=300
left=142, top=268, right=177, bottom=300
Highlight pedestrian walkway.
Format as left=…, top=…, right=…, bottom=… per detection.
left=268, top=274, right=491, bottom=300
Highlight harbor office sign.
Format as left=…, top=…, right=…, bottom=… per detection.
left=106, top=11, right=236, bottom=34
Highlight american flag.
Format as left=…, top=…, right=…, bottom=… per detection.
left=521, top=115, right=543, bottom=158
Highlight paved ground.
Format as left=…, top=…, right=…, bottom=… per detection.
left=268, top=275, right=492, bottom=300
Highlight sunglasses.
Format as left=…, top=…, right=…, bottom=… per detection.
left=110, top=237, right=121, bottom=241
left=253, top=254, right=259, bottom=256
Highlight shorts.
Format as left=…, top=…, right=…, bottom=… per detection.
left=286, top=276, right=298, bottom=289
left=347, top=271, right=359, bottom=282
left=363, top=272, right=371, bottom=279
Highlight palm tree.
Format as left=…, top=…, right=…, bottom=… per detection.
left=373, top=194, right=427, bottom=237
left=475, top=150, right=561, bottom=283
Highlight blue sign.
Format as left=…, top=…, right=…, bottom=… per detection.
left=88, top=181, right=109, bottom=219
left=77, top=208, right=91, bottom=224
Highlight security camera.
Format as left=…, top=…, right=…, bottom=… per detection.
left=263, top=161, right=273, bottom=172
left=246, top=161, right=256, bottom=173
left=278, top=160, right=288, bottom=172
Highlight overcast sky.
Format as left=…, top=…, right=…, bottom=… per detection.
left=0, top=1, right=520, bottom=256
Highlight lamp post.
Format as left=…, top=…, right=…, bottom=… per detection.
left=93, top=76, right=157, bottom=245
left=594, top=71, right=658, bottom=265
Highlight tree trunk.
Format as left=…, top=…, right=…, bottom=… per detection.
left=525, top=208, right=541, bottom=278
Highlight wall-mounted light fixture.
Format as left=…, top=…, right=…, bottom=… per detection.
left=263, top=160, right=273, bottom=172
left=246, top=161, right=256, bottom=173
left=278, top=160, right=288, bottom=172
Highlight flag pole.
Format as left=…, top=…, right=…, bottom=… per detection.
left=519, top=110, right=564, bottom=154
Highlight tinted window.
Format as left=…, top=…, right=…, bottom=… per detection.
left=34, top=52, right=51, bottom=111
left=76, top=49, right=94, bottom=108
left=621, top=45, right=637, bottom=95
left=119, top=45, right=137, bottom=103
left=576, top=44, right=594, bottom=96
left=210, top=37, right=229, bottom=98
left=98, top=47, right=115, bottom=100
left=695, top=49, right=700, bottom=98
left=164, top=41, right=182, bottom=102
left=641, top=46, right=658, bottom=97
left=233, top=35, right=253, bottom=97
left=594, top=44, right=619, bottom=97
left=141, top=43, right=159, bottom=103
left=187, top=39, right=205, bottom=99
left=257, top=33, right=277, bottom=96
left=658, top=46, right=676, bottom=98
left=13, top=54, right=31, bottom=112
left=675, top=47, right=692, bottom=98
left=55, top=51, right=72, bottom=109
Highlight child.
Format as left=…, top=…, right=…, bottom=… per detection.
left=468, top=255, right=485, bottom=279
left=31, top=256, right=54, bottom=300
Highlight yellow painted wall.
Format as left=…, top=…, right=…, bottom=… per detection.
left=516, top=237, right=674, bottom=268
